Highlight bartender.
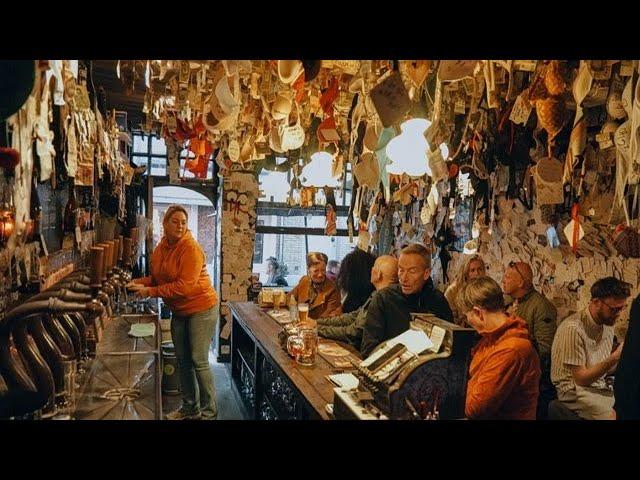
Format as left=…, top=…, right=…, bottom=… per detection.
left=288, top=252, right=342, bottom=320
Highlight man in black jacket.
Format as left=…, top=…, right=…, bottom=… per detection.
left=614, top=293, right=640, bottom=419
left=360, top=243, right=453, bottom=357
left=317, top=255, right=398, bottom=348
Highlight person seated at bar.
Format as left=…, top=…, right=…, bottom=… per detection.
left=463, top=277, right=541, bottom=420
left=551, top=277, right=629, bottom=420
left=265, top=256, right=288, bottom=287
left=444, top=254, right=487, bottom=326
left=503, top=260, right=557, bottom=419
left=288, top=252, right=342, bottom=320
left=360, top=243, right=453, bottom=357
left=336, top=248, right=376, bottom=313
left=326, top=260, right=340, bottom=282
left=615, top=293, right=640, bottom=420
left=317, top=255, right=398, bottom=348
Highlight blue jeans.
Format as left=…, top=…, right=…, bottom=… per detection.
left=171, top=307, right=218, bottom=417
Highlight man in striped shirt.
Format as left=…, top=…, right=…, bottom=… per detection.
left=551, top=277, right=630, bottom=420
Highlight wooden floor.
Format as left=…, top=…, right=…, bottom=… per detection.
left=162, top=349, right=248, bottom=420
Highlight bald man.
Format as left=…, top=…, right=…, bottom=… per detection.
left=503, top=261, right=558, bottom=419
left=317, top=256, right=398, bottom=349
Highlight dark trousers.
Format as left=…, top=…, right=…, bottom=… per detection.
left=537, top=356, right=556, bottom=420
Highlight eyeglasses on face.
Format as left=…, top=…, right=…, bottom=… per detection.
left=600, top=299, right=626, bottom=313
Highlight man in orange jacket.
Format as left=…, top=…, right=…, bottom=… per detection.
left=462, top=277, right=541, bottom=420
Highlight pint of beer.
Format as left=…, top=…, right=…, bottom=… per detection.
left=298, top=303, right=309, bottom=323
left=297, top=327, right=318, bottom=366
left=272, top=289, right=284, bottom=310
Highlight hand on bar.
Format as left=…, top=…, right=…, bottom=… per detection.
left=126, top=281, right=145, bottom=292
left=133, top=288, right=151, bottom=298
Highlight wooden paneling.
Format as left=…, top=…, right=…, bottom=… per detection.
left=91, top=60, right=146, bottom=129
left=229, top=301, right=362, bottom=419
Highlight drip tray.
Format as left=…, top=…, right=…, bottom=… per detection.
left=97, top=314, right=159, bottom=354
left=74, top=352, right=161, bottom=420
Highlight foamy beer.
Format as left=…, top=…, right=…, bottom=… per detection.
left=298, top=303, right=309, bottom=323
left=272, top=289, right=284, bottom=310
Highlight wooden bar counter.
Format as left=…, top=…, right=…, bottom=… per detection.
left=228, top=301, right=360, bottom=420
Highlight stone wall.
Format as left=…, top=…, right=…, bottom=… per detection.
left=217, top=165, right=259, bottom=360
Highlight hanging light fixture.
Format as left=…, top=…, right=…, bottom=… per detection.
left=385, top=118, right=452, bottom=178
left=386, top=118, right=431, bottom=177
left=300, top=151, right=340, bottom=188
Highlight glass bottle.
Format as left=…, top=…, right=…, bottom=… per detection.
left=288, top=295, right=298, bottom=324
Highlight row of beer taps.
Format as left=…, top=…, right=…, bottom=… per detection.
left=0, top=228, right=142, bottom=419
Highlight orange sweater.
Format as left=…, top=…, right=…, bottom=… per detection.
left=136, top=231, right=218, bottom=316
left=465, top=316, right=541, bottom=420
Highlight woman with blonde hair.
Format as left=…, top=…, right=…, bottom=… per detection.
left=445, top=254, right=487, bottom=325
left=127, top=205, right=218, bottom=420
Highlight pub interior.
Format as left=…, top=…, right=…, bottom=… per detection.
left=1, top=59, right=639, bottom=421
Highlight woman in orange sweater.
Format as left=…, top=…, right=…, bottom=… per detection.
left=127, top=205, right=218, bottom=420
left=462, top=277, right=541, bottom=420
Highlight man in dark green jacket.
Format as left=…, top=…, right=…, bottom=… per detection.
left=503, top=261, right=557, bottom=419
left=360, top=244, right=453, bottom=357
left=318, top=255, right=398, bottom=348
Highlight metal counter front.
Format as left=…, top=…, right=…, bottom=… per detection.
left=228, top=302, right=360, bottom=420
left=74, top=311, right=162, bottom=420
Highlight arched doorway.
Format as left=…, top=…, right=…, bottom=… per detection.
left=152, top=186, right=217, bottom=279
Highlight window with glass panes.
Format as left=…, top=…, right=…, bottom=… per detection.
left=132, top=133, right=168, bottom=176
left=132, top=132, right=216, bottom=181
left=253, top=158, right=356, bottom=286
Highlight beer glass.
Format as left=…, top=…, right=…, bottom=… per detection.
left=296, top=327, right=318, bottom=366
left=272, top=289, right=284, bottom=310
left=298, top=303, right=309, bottom=323
left=287, top=333, right=304, bottom=359
left=288, top=300, right=299, bottom=323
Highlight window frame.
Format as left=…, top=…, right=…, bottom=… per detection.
left=131, top=130, right=217, bottom=184
left=132, top=132, right=168, bottom=177
left=255, top=156, right=353, bottom=240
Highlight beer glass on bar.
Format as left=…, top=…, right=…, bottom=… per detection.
left=272, top=289, right=284, bottom=310
left=296, top=327, right=318, bottom=366
left=298, top=303, right=309, bottom=323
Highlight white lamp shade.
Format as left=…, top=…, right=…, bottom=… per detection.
left=300, top=151, right=340, bottom=187
left=385, top=118, right=432, bottom=178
